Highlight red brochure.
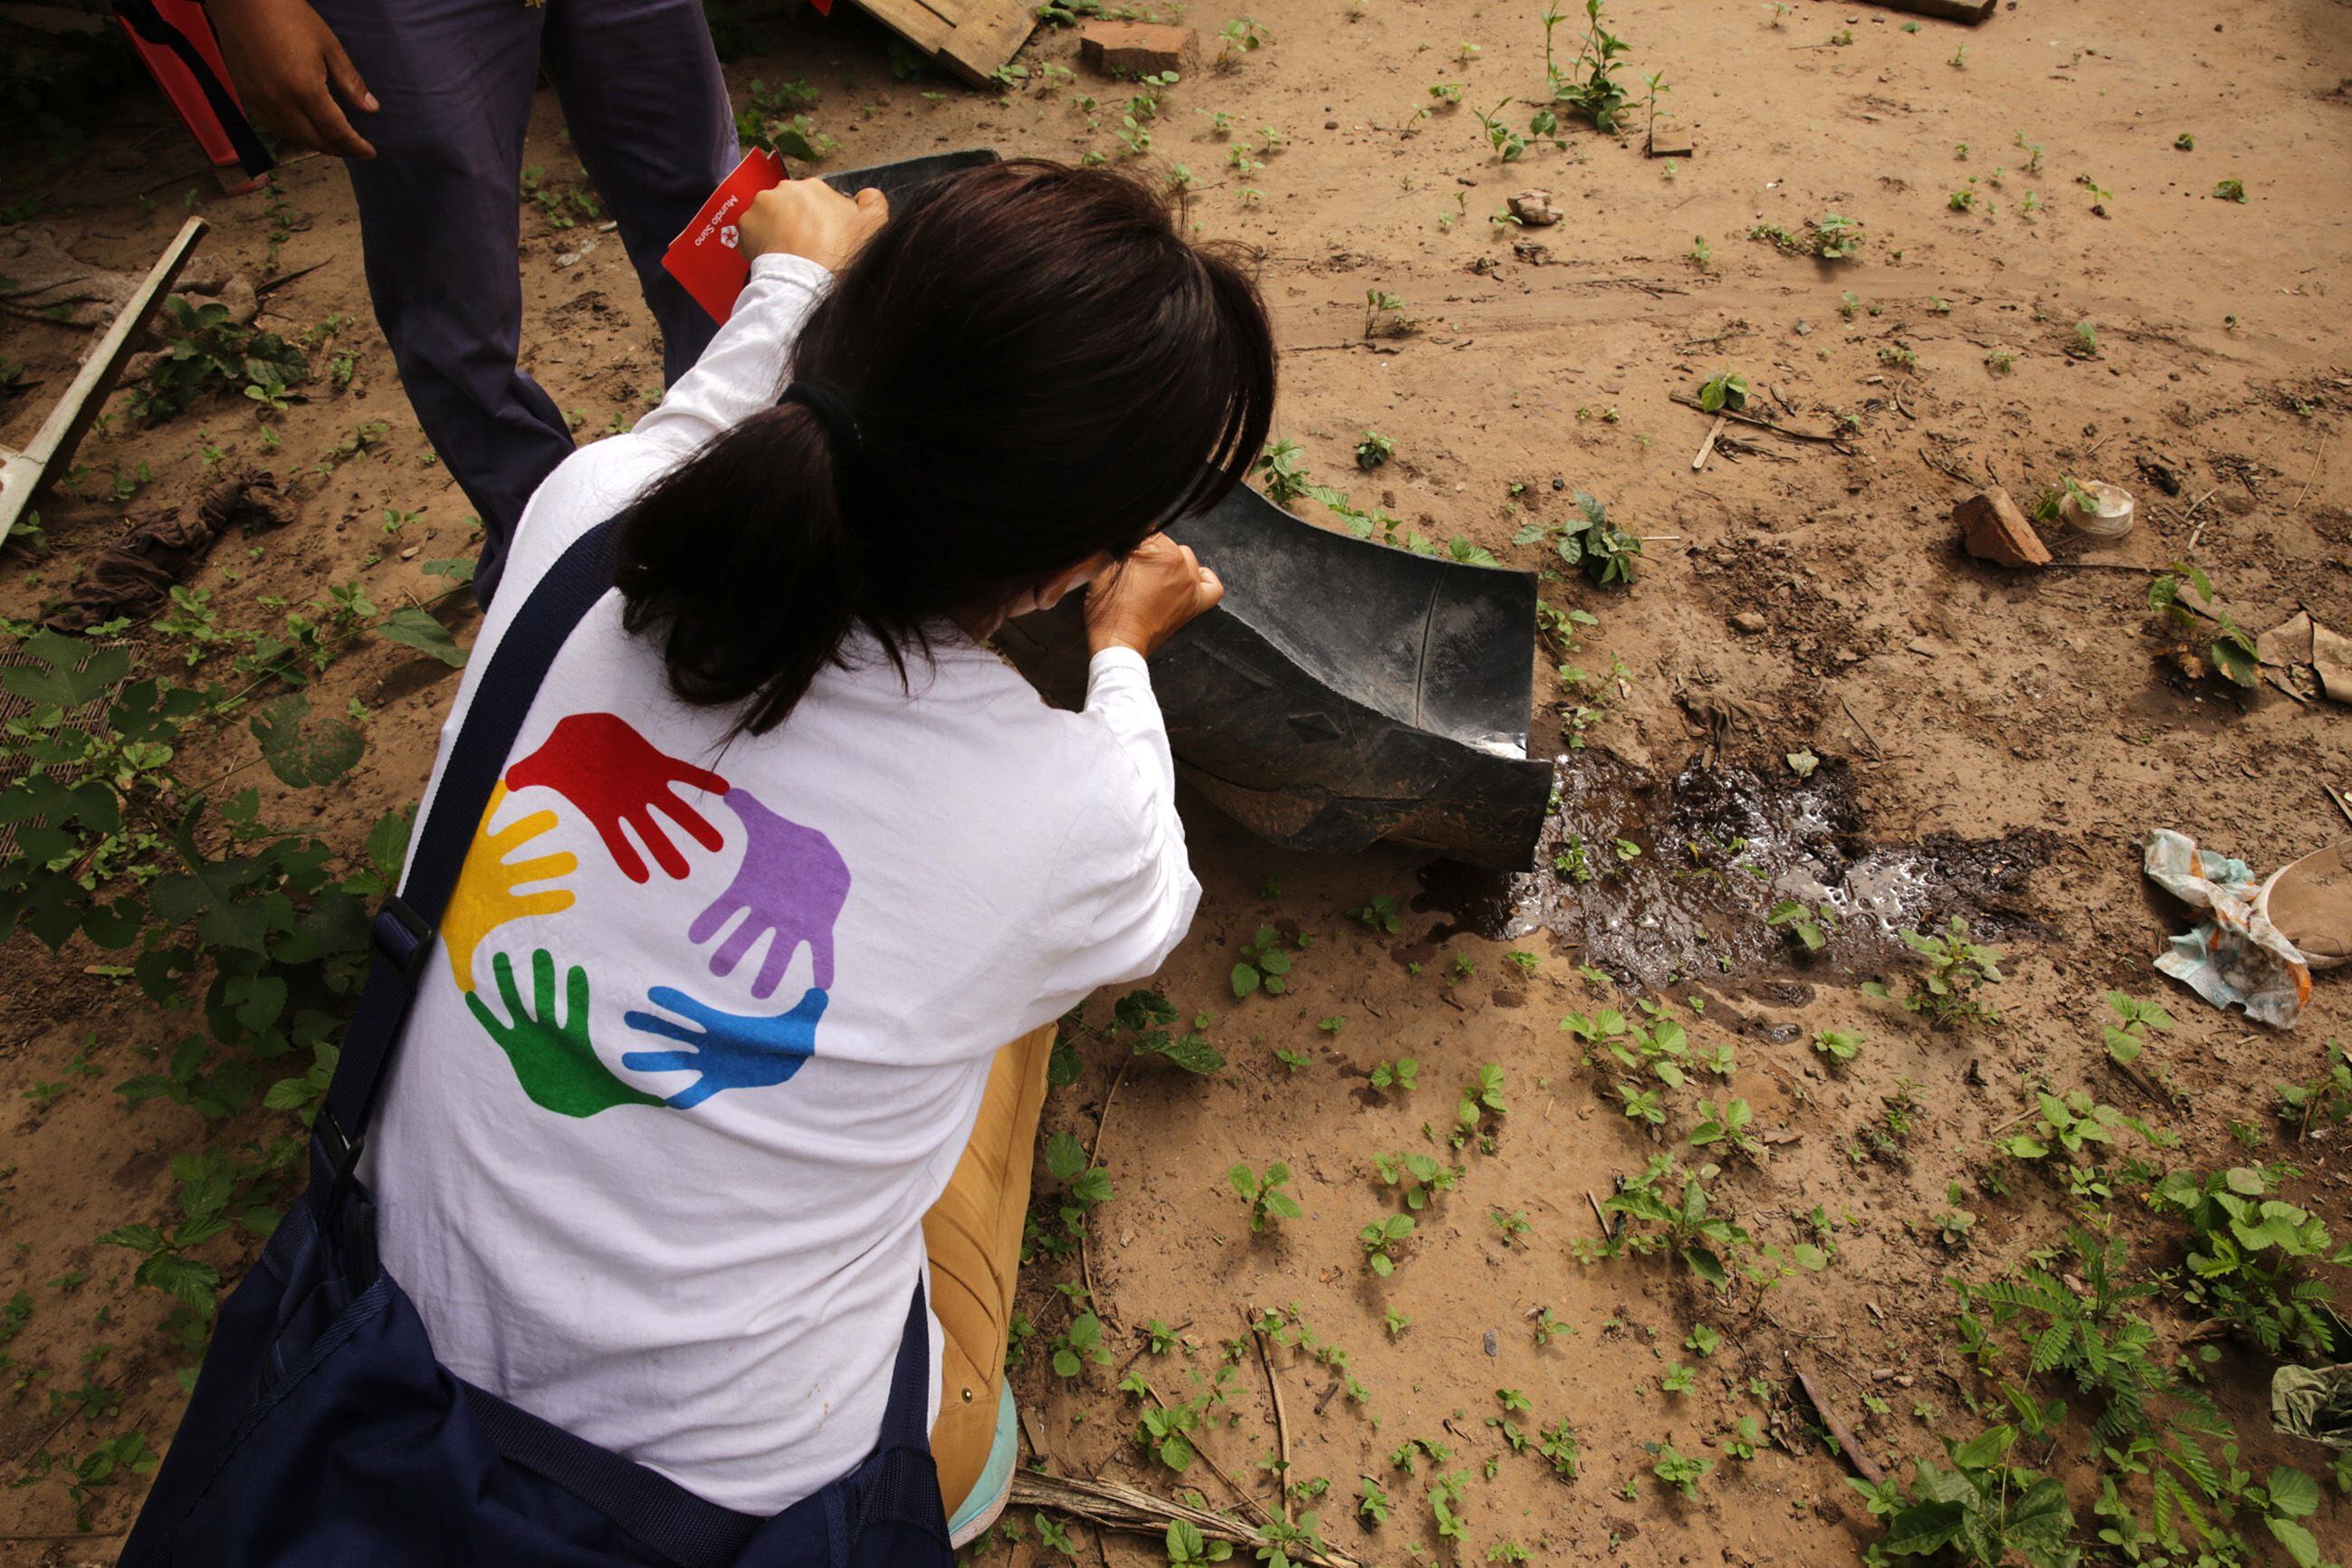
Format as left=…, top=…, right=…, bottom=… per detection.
left=662, top=148, right=789, bottom=326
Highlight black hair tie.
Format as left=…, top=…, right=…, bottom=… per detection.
left=779, top=379, right=865, bottom=459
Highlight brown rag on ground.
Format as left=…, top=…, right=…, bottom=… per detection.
left=44, top=470, right=292, bottom=633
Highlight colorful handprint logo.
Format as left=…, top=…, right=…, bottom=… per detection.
left=442, top=712, right=852, bottom=1117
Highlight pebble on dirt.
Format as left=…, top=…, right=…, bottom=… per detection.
left=1506, top=188, right=1563, bottom=226
left=1076, top=20, right=1196, bottom=77
left=1955, top=485, right=2052, bottom=569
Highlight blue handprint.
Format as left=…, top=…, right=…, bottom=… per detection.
left=620, top=985, right=828, bottom=1109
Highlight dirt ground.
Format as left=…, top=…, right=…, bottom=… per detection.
left=4, top=0, right=2351, bottom=1563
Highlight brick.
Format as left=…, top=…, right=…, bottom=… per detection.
left=1077, top=20, right=1196, bottom=78
left=1955, top=486, right=2051, bottom=569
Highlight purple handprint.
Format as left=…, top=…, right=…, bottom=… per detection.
left=688, top=790, right=852, bottom=999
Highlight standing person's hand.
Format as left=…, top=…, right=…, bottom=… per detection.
left=737, top=181, right=888, bottom=272
left=208, top=0, right=379, bottom=159
left=1085, top=536, right=1224, bottom=658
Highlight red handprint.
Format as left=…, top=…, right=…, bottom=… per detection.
left=504, top=712, right=729, bottom=884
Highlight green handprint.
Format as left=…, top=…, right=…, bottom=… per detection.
left=464, top=949, right=662, bottom=1117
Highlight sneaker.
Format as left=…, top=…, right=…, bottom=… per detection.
left=946, top=1382, right=1017, bottom=1548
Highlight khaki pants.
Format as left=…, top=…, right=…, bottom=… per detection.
left=923, top=1022, right=1056, bottom=1515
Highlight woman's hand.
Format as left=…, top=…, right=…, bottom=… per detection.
left=206, top=0, right=378, bottom=159
left=737, top=180, right=888, bottom=272
left=1085, top=536, right=1224, bottom=658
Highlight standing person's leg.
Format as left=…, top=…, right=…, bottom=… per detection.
left=923, top=1022, right=1057, bottom=1536
left=539, top=0, right=736, bottom=387
left=309, top=0, right=569, bottom=607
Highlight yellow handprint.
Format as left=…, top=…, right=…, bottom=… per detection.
left=444, top=783, right=578, bottom=993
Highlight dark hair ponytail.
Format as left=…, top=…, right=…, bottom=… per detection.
left=616, top=402, right=868, bottom=735
left=616, top=159, right=1277, bottom=737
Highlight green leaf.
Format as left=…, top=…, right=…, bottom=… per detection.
left=248, top=694, right=366, bottom=789
left=1143, top=1032, right=1225, bottom=1074
left=2267, top=1516, right=2322, bottom=1568
left=96, top=1224, right=167, bottom=1255
left=1947, top=1425, right=2015, bottom=1469
left=0, top=631, right=129, bottom=707
left=1682, top=1247, right=1727, bottom=1286
left=1881, top=1499, right=1965, bottom=1556
left=2210, top=634, right=2260, bottom=688
left=376, top=607, right=468, bottom=667
left=1044, top=1131, right=1088, bottom=1182
left=1230, top=963, right=1261, bottom=999
left=2266, top=1466, right=2321, bottom=1520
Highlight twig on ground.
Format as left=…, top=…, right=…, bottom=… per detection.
left=1139, top=1382, right=1273, bottom=1526
left=1008, top=1473, right=1366, bottom=1568
left=2182, top=486, right=2223, bottom=552
left=1793, top=1361, right=1887, bottom=1486
left=1668, top=391, right=1849, bottom=446
left=1839, top=695, right=1887, bottom=760
left=1917, top=445, right=1977, bottom=487
left=254, top=259, right=333, bottom=299
left=2326, top=782, right=2352, bottom=830
left=1692, top=414, right=1726, bottom=470
left=2291, top=433, right=2331, bottom=512
left=1081, top=1054, right=1133, bottom=1325
left=1247, top=1305, right=1294, bottom=1523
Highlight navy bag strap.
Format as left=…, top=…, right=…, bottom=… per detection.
left=313, top=520, right=622, bottom=1197
left=268, top=517, right=951, bottom=1568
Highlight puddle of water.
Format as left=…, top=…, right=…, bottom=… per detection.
left=1418, top=751, right=2050, bottom=990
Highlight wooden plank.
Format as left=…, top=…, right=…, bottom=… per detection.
left=938, top=0, right=1038, bottom=84
left=849, top=0, right=952, bottom=53
left=0, top=216, right=208, bottom=552
left=849, top=0, right=1037, bottom=87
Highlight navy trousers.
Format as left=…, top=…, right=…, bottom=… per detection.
left=311, top=0, right=736, bottom=605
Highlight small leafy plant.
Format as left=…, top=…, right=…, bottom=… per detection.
left=1649, top=1441, right=1711, bottom=1500
left=1363, top=289, right=1420, bottom=339
left=134, top=297, right=311, bottom=422
left=1514, top=491, right=1641, bottom=588
left=1865, top=917, right=2003, bottom=1027
left=1230, top=925, right=1294, bottom=997
left=1229, top=1162, right=1305, bottom=1231
left=1767, top=898, right=1834, bottom=952
left=1813, top=211, right=1862, bottom=259
left=1697, top=368, right=1748, bottom=413
left=2147, top=562, right=2260, bottom=688
left=1812, top=1028, right=1862, bottom=1067
left=1848, top=1425, right=2073, bottom=1568
left=1361, top=1212, right=1414, bottom=1276
left=1543, top=0, right=1631, bottom=131
left=1374, top=1151, right=1457, bottom=1210
left=2148, top=1164, right=2347, bottom=1359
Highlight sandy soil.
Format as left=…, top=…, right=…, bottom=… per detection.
left=2, top=0, right=2350, bottom=1563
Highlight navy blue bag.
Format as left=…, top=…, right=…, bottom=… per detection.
left=121, top=520, right=957, bottom=1568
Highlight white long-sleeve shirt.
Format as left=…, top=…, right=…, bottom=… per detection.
left=366, top=253, right=1200, bottom=1513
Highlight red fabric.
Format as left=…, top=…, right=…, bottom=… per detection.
left=116, top=0, right=245, bottom=169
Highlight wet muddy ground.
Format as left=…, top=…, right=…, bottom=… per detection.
left=1420, top=749, right=2054, bottom=990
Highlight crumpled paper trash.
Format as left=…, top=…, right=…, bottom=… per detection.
left=2143, top=829, right=2311, bottom=1029
left=2271, top=1363, right=2352, bottom=1449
